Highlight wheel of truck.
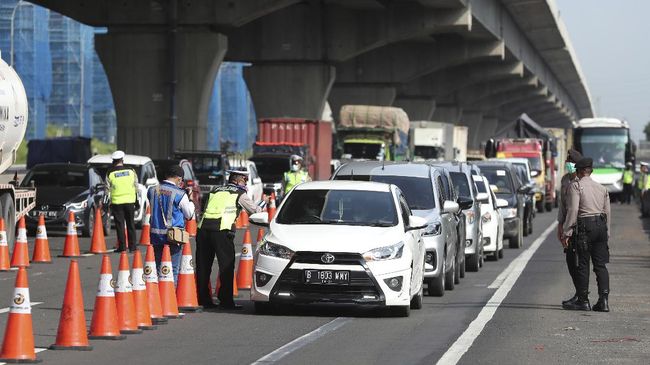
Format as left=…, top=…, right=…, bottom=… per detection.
left=545, top=202, right=553, bottom=212
left=536, top=200, right=544, bottom=213
left=0, top=193, right=16, bottom=250
left=509, top=221, right=523, bottom=249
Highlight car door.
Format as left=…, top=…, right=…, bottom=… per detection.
left=397, top=192, right=422, bottom=293
left=435, top=173, right=454, bottom=253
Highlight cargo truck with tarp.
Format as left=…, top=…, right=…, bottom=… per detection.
left=336, top=105, right=410, bottom=161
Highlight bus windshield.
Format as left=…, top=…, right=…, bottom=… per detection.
left=577, top=128, right=628, bottom=169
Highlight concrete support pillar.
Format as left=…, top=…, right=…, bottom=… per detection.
left=328, top=84, right=396, bottom=120
left=432, top=104, right=462, bottom=124
left=244, top=63, right=335, bottom=120
left=96, top=30, right=227, bottom=158
left=473, top=116, right=499, bottom=148
left=462, top=111, right=483, bottom=149
left=393, top=96, right=436, bottom=121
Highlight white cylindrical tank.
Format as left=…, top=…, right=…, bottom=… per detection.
left=0, top=52, right=29, bottom=173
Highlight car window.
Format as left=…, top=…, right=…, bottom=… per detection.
left=450, top=172, right=471, bottom=199
left=398, top=194, right=411, bottom=225
left=474, top=176, right=487, bottom=193
left=276, top=189, right=398, bottom=226
left=249, top=164, right=259, bottom=180
left=334, top=174, right=435, bottom=210
left=181, top=163, right=193, bottom=180
left=21, top=168, right=88, bottom=187
left=481, top=168, right=514, bottom=194
left=435, top=176, right=446, bottom=206
left=89, top=168, right=102, bottom=187
left=440, top=174, right=453, bottom=201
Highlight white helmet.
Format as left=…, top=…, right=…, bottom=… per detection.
left=111, top=150, right=125, bottom=160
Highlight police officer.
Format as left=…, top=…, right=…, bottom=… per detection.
left=147, top=165, right=195, bottom=284
left=106, top=150, right=138, bottom=252
left=561, top=157, right=611, bottom=312
left=283, top=155, right=311, bottom=195
left=621, top=162, right=634, bottom=204
left=196, top=170, right=266, bottom=309
left=641, top=163, right=650, bottom=216
left=557, top=149, right=582, bottom=306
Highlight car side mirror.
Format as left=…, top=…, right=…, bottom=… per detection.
left=475, top=192, right=489, bottom=204
left=92, top=183, right=106, bottom=194
left=530, top=170, right=540, bottom=177
left=517, top=185, right=531, bottom=194
left=443, top=201, right=460, bottom=214
left=249, top=212, right=270, bottom=227
left=496, top=199, right=509, bottom=208
left=457, top=196, right=473, bottom=210
left=253, top=177, right=262, bottom=184
left=406, top=215, right=428, bottom=231
left=145, top=177, right=158, bottom=187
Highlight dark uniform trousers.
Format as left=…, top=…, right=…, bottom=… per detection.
left=112, top=203, right=136, bottom=251
left=575, top=215, right=610, bottom=295
left=565, top=245, right=579, bottom=290
left=196, top=227, right=236, bottom=306
left=622, top=183, right=633, bottom=204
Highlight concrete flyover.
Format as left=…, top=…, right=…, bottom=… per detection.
left=30, top=0, right=593, bottom=155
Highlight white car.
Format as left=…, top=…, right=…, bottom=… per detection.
left=227, top=160, right=264, bottom=202
left=87, top=154, right=159, bottom=224
left=473, top=175, right=508, bottom=260
left=249, top=180, right=427, bottom=317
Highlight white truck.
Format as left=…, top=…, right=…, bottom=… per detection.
left=0, top=53, right=36, bottom=245
left=409, top=121, right=468, bottom=161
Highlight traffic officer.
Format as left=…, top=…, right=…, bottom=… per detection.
left=641, top=163, right=650, bottom=216
left=283, top=155, right=311, bottom=194
left=557, top=149, right=582, bottom=306
left=147, top=165, right=195, bottom=284
left=106, top=150, right=138, bottom=252
left=195, top=170, right=266, bottom=310
left=638, top=162, right=648, bottom=203
left=561, top=157, right=611, bottom=312
left=621, top=162, right=634, bottom=204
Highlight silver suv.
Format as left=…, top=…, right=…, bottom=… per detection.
left=332, top=161, right=460, bottom=296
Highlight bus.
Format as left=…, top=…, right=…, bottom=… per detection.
left=573, top=118, right=635, bottom=195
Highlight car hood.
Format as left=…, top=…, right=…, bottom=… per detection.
left=36, top=187, right=88, bottom=206
left=267, top=223, right=404, bottom=253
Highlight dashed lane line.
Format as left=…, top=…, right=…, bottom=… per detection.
left=436, top=222, right=558, bottom=365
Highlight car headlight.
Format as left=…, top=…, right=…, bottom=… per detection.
left=363, top=242, right=404, bottom=261
left=501, top=207, right=517, bottom=219
left=423, top=222, right=442, bottom=236
left=465, top=211, right=475, bottom=224
left=67, top=200, right=88, bottom=210
left=259, top=240, right=294, bottom=260
left=482, top=212, right=492, bottom=223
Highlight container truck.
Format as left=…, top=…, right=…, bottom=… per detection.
left=409, top=121, right=468, bottom=161
left=0, top=54, right=36, bottom=246
left=335, top=105, right=410, bottom=161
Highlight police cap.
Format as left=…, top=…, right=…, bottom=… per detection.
left=165, top=165, right=184, bottom=178
left=567, top=149, right=582, bottom=163
left=575, top=157, right=593, bottom=169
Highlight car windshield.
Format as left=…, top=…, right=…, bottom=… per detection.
left=577, top=128, right=627, bottom=169
left=185, top=156, right=223, bottom=174
left=335, top=174, right=435, bottom=210
left=21, top=167, right=88, bottom=187
left=250, top=157, right=288, bottom=183
left=526, top=156, right=542, bottom=171
left=276, top=189, right=398, bottom=226
left=90, top=164, right=142, bottom=181
left=481, top=168, right=513, bottom=194
left=343, top=142, right=382, bottom=160
left=450, top=172, right=471, bottom=199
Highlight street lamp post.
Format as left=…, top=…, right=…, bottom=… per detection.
left=10, top=0, right=27, bottom=67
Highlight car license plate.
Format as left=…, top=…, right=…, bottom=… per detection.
left=34, top=211, right=57, bottom=218
left=303, top=270, right=350, bottom=285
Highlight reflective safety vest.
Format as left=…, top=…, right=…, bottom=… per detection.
left=623, top=170, right=634, bottom=184
left=284, top=170, right=310, bottom=193
left=637, top=173, right=645, bottom=189
left=147, top=182, right=186, bottom=245
left=107, top=167, right=137, bottom=204
left=200, top=185, right=244, bottom=231
left=646, top=174, right=650, bottom=190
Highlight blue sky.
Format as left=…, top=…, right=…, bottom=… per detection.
left=557, top=0, right=650, bottom=143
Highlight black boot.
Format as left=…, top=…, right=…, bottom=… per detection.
left=593, top=291, right=609, bottom=312
left=562, top=294, right=578, bottom=306
left=563, top=292, right=591, bottom=311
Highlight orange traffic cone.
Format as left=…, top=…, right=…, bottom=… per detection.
left=59, top=212, right=81, bottom=257
left=31, top=214, right=52, bottom=264
left=0, top=218, right=11, bottom=271
left=240, top=210, right=249, bottom=228
left=0, top=267, right=39, bottom=363
left=267, top=193, right=277, bottom=221
left=50, top=260, right=92, bottom=350
left=186, top=216, right=197, bottom=237
left=236, top=229, right=254, bottom=289
left=139, top=205, right=151, bottom=245
left=143, top=245, right=167, bottom=325
left=176, top=243, right=201, bottom=312
left=158, top=245, right=181, bottom=318
left=89, top=207, right=109, bottom=254
left=235, top=212, right=243, bottom=229
left=115, top=252, right=142, bottom=334
left=256, top=228, right=265, bottom=246
left=131, top=251, right=155, bottom=330
left=88, top=255, right=125, bottom=340
left=10, top=217, right=29, bottom=268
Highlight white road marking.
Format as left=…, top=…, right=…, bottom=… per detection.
left=0, top=302, right=43, bottom=314
left=251, top=317, right=353, bottom=364
left=436, top=222, right=557, bottom=365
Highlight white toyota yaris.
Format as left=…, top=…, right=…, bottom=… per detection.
left=249, top=180, right=427, bottom=317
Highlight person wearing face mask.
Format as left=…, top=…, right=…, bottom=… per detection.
left=557, top=149, right=582, bottom=306
left=147, top=165, right=196, bottom=284
left=195, top=170, right=267, bottom=309
left=283, top=155, right=311, bottom=195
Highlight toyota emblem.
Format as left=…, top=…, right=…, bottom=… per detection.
left=320, top=253, right=335, bottom=264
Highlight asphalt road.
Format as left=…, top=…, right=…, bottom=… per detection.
left=0, top=203, right=647, bottom=365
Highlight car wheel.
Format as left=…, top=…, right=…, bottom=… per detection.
left=509, top=222, right=523, bottom=249
left=454, top=254, right=460, bottom=285
left=444, top=256, right=455, bottom=291
left=410, top=281, right=423, bottom=310
left=391, top=305, right=410, bottom=318
left=479, top=249, right=484, bottom=268
left=467, top=253, right=479, bottom=272
left=545, top=202, right=552, bottom=212
left=498, top=248, right=504, bottom=259
left=523, top=216, right=529, bottom=237
left=536, top=200, right=544, bottom=213
left=427, top=258, right=445, bottom=297
left=527, top=215, right=533, bottom=235
left=254, top=302, right=274, bottom=315
left=459, top=254, right=466, bottom=278
left=82, top=208, right=93, bottom=237
left=0, top=193, right=16, bottom=249
left=491, top=249, right=499, bottom=261
left=103, top=210, right=112, bottom=237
